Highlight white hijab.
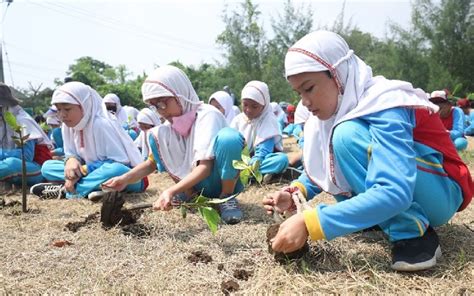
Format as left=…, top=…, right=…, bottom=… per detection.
left=134, top=108, right=161, bottom=159
left=103, top=93, right=129, bottom=125
left=52, top=82, right=142, bottom=167
left=271, top=102, right=288, bottom=124
left=209, top=91, right=236, bottom=124
left=232, top=105, right=241, bottom=116
left=285, top=30, right=438, bottom=195
left=143, top=65, right=227, bottom=180
left=294, top=99, right=311, bottom=124
left=1, top=105, right=52, bottom=150
left=123, top=105, right=139, bottom=129
left=230, top=80, right=282, bottom=151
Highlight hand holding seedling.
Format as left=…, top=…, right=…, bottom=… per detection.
left=153, top=189, right=175, bottom=211
left=262, top=190, right=293, bottom=215
left=270, top=213, right=308, bottom=253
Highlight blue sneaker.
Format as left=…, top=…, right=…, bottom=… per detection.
left=218, top=197, right=243, bottom=225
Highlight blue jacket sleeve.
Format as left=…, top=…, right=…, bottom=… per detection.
left=294, top=171, right=322, bottom=199
left=251, top=138, right=275, bottom=164
left=317, top=108, right=417, bottom=240
left=450, top=107, right=465, bottom=140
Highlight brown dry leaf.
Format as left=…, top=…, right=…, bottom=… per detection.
left=51, top=240, right=73, bottom=248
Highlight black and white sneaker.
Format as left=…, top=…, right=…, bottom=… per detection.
left=391, top=227, right=442, bottom=272
left=87, top=191, right=108, bottom=202
left=30, top=183, right=66, bottom=199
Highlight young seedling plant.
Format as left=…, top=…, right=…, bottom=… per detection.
left=4, top=111, right=30, bottom=213
left=179, top=193, right=236, bottom=234
left=232, top=146, right=262, bottom=187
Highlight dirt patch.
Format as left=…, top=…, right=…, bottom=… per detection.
left=121, top=223, right=152, bottom=238
left=100, top=192, right=145, bottom=228
left=187, top=251, right=213, bottom=264
left=0, top=199, right=21, bottom=208
left=233, top=269, right=253, bottom=281
left=217, top=263, right=225, bottom=271
left=266, top=223, right=309, bottom=263
left=221, top=280, right=239, bottom=295
left=65, top=213, right=99, bottom=232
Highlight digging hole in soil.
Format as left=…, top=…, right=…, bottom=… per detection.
left=121, top=223, right=153, bottom=238
left=187, top=250, right=213, bottom=264
left=100, top=192, right=147, bottom=229
left=221, top=280, right=239, bottom=295
left=266, top=223, right=310, bottom=264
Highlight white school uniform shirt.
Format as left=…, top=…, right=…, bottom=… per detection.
left=142, top=65, right=227, bottom=180
left=285, top=30, right=437, bottom=195
left=51, top=82, right=142, bottom=167
left=230, top=80, right=282, bottom=152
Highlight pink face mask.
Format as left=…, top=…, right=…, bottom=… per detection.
left=171, top=107, right=198, bottom=137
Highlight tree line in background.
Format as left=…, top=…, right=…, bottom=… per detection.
left=20, top=0, right=474, bottom=114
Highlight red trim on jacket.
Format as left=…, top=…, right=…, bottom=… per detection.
left=414, top=109, right=472, bottom=211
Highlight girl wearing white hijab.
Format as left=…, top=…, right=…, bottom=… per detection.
left=103, top=65, right=245, bottom=224
left=103, top=93, right=138, bottom=141
left=0, top=83, right=53, bottom=186
left=230, top=81, right=288, bottom=183
left=209, top=91, right=236, bottom=124
left=134, top=107, right=161, bottom=160
left=30, top=82, right=147, bottom=200
left=263, top=31, right=473, bottom=271
left=270, top=101, right=288, bottom=133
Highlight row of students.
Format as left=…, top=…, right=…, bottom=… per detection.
left=7, top=30, right=473, bottom=272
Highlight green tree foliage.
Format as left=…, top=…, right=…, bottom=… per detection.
left=411, top=0, right=473, bottom=93
left=66, top=57, right=146, bottom=108
left=19, top=0, right=474, bottom=113
left=217, top=0, right=265, bottom=96
left=262, top=0, right=313, bottom=103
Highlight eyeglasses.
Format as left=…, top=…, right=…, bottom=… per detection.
left=149, top=97, right=172, bottom=111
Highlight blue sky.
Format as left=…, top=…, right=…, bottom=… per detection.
left=1, top=0, right=413, bottom=90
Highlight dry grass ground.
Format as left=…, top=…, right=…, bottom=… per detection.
left=0, top=138, right=473, bottom=294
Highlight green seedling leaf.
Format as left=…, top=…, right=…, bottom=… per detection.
left=11, top=135, right=20, bottom=140
left=13, top=140, right=22, bottom=146
left=232, top=160, right=248, bottom=170
left=40, top=122, right=50, bottom=132
left=241, top=153, right=251, bottom=164
left=193, top=195, right=209, bottom=205
left=242, top=145, right=250, bottom=158
left=205, top=193, right=238, bottom=204
left=251, top=159, right=260, bottom=172
left=240, top=169, right=250, bottom=186
left=4, top=111, right=20, bottom=130
left=254, top=170, right=263, bottom=184
left=198, top=206, right=220, bottom=234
